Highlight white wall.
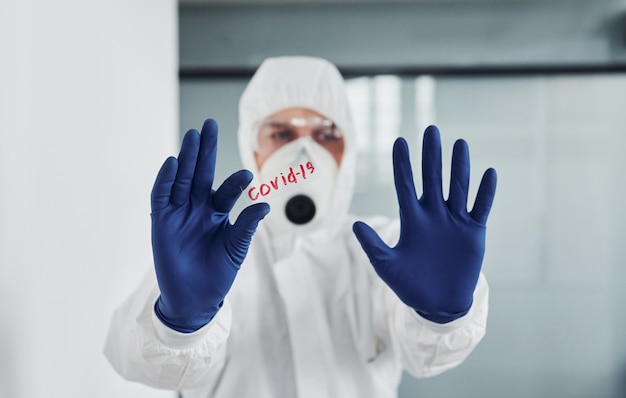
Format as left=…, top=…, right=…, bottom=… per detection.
left=0, top=1, right=178, bottom=397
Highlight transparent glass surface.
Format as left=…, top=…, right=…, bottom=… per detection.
left=181, top=72, right=626, bottom=398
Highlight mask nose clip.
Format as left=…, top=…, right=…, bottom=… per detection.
left=285, top=194, right=316, bottom=225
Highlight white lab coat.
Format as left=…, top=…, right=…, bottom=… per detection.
left=104, top=56, right=489, bottom=397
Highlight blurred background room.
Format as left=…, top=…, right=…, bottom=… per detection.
left=1, top=0, right=626, bottom=397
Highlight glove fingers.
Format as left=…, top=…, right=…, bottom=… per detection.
left=352, top=221, right=392, bottom=268
left=151, top=156, right=178, bottom=212
left=421, top=126, right=444, bottom=204
left=447, top=139, right=470, bottom=214
left=227, top=202, right=270, bottom=264
left=191, top=119, right=218, bottom=202
left=213, top=169, right=254, bottom=213
left=470, top=167, right=497, bottom=225
left=392, top=137, right=419, bottom=220
left=170, top=130, right=200, bottom=206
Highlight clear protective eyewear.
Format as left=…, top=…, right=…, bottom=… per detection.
left=254, top=116, right=344, bottom=160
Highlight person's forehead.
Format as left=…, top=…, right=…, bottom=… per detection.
left=267, top=107, right=325, bottom=120
left=264, top=118, right=333, bottom=128
left=262, top=108, right=336, bottom=130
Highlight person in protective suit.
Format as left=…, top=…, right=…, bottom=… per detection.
left=104, top=56, right=497, bottom=398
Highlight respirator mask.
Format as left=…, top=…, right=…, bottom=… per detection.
left=246, top=136, right=339, bottom=236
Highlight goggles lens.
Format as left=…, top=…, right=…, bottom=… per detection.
left=255, top=116, right=344, bottom=159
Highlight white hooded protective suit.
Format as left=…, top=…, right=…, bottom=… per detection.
left=104, top=56, right=489, bottom=398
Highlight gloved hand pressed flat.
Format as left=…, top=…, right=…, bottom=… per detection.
left=151, top=119, right=270, bottom=333
left=353, top=126, right=497, bottom=324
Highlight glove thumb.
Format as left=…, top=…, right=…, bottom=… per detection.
left=227, top=202, right=270, bottom=264
left=352, top=221, right=392, bottom=269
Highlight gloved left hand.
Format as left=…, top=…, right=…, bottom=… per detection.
left=353, top=126, right=497, bottom=323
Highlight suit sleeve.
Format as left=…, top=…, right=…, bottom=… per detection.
left=103, top=269, right=231, bottom=390
left=374, top=272, right=488, bottom=378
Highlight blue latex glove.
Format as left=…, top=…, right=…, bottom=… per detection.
left=353, top=126, right=497, bottom=323
left=151, top=119, right=270, bottom=333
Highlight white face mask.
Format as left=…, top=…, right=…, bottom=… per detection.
left=246, top=137, right=338, bottom=236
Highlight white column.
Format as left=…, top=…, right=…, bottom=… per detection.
left=0, top=1, right=178, bottom=397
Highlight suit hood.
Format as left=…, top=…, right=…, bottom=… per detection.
left=237, top=56, right=356, bottom=236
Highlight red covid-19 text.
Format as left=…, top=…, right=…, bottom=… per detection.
left=248, top=161, right=315, bottom=201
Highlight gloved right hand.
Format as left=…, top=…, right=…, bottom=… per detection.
left=353, top=127, right=496, bottom=323
left=151, top=119, right=270, bottom=333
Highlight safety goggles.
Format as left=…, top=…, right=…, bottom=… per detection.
left=254, top=116, right=344, bottom=159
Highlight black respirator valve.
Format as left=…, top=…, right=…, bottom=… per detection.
left=285, top=194, right=316, bottom=225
